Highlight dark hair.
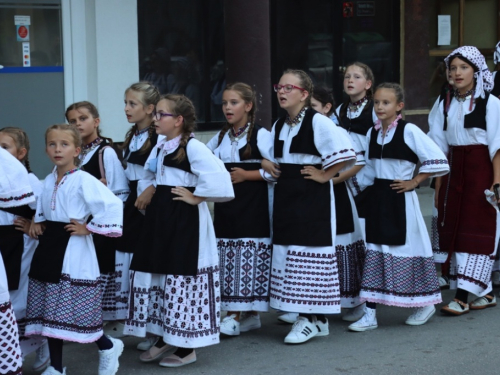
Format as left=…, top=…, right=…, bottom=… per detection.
left=0, top=127, right=32, bottom=172
left=159, top=94, right=197, bottom=163
left=374, top=82, right=405, bottom=114
left=65, top=101, right=113, bottom=146
left=446, top=54, right=479, bottom=72
left=218, top=82, right=257, bottom=160
left=45, top=124, right=82, bottom=166
left=282, top=69, right=313, bottom=106
left=312, top=86, right=336, bottom=117
left=122, top=82, right=161, bottom=155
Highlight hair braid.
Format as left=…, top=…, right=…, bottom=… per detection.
left=242, top=111, right=255, bottom=160
left=0, top=127, right=32, bottom=172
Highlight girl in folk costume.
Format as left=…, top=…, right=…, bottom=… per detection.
left=429, top=46, right=500, bottom=315
left=125, top=95, right=234, bottom=367
left=335, top=62, right=378, bottom=200
left=264, top=69, right=356, bottom=344
left=119, top=82, right=159, bottom=346
left=349, top=83, right=449, bottom=332
left=66, top=102, right=130, bottom=335
left=25, top=125, right=124, bottom=375
left=0, top=128, right=48, bottom=371
left=309, top=89, right=367, bottom=323
left=0, top=147, right=35, bottom=375
left=206, top=82, right=274, bottom=336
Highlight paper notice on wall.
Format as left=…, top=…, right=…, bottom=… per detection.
left=14, top=15, right=30, bottom=25
left=438, top=15, right=451, bottom=46
left=22, top=42, right=30, bottom=67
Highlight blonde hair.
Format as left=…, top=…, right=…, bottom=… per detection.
left=0, top=127, right=32, bottom=173
left=122, top=82, right=161, bottom=154
left=218, top=82, right=257, bottom=159
left=283, top=69, right=313, bottom=106
left=159, top=94, right=197, bottom=163
left=45, top=124, right=82, bottom=166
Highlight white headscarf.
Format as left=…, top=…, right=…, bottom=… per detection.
left=444, top=46, right=493, bottom=99
left=494, top=41, right=500, bottom=65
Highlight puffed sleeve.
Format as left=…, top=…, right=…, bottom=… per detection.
left=404, top=123, right=450, bottom=177
left=186, top=139, right=235, bottom=202
left=34, top=176, right=51, bottom=223
left=27, top=173, right=43, bottom=210
left=428, top=98, right=449, bottom=156
left=486, top=95, right=500, bottom=160
left=256, top=127, right=277, bottom=182
left=82, top=173, right=123, bottom=237
left=312, top=113, right=356, bottom=170
left=0, top=148, right=35, bottom=208
left=349, top=133, right=367, bottom=166
left=205, top=131, right=221, bottom=152
left=102, top=147, right=130, bottom=202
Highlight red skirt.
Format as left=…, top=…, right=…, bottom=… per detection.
left=437, top=144, right=496, bottom=255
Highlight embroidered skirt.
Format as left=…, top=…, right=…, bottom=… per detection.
left=101, top=251, right=133, bottom=321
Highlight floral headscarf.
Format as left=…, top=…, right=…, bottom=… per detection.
left=444, top=46, right=493, bottom=99
left=494, top=41, right=500, bottom=65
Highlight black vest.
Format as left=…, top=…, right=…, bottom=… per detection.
left=491, top=72, right=500, bottom=98
left=124, top=131, right=159, bottom=166
left=444, top=93, right=489, bottom=131
left=274, top=108, right=321, bottom=158
left=339, top=100, right=374, bottom=136
left=81, top=140, right=109, bottom=179
left=368, top=120, right=419, bottom=164
left=162, top=137, right=193, bottom=174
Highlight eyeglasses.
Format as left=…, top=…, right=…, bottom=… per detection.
left=153, top=111, right=175, bottom=121
left=273, top=84, right=306, bottom=93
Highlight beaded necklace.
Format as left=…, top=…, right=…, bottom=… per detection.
left=285, top=107, right=307, bottom=126
left=454, top=88, right=474, bottom=102
left=348, top=96, right=368, bottom=112
left=80, top=137, right=102, bottom=159
left=228, top=122, right=250, bottom=143
left=454, top=89, right=475, bottom=120
left=51, top=168, right=80, bottom=210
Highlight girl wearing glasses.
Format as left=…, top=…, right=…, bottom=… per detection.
left=205, top=82, right=274, bottom=337
left=65, top=102, right=130, bottom=338
left=125, top=94, right=234, bottom=367
left=264, top=69, right=356, bottom=344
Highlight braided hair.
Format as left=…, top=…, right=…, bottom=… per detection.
left=340, top=62, right=375, bottom=119
left=283, top=69, right=313, bottom=106
left=65, top=101, right=114, bottom=146
left=159, top=94, right=197, bottom=163
left=218, top=82, right=257, bottom=160
left=122, top=82, right=160, bottom=155
left=0, top=127, right=32, bottom=173
left=45, top=124, right=83, bottom=167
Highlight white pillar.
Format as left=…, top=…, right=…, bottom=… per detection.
left=62, top=0, right=138, bottom=141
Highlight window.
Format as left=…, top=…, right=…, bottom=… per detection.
left=137, top=0, right=225, bottom=127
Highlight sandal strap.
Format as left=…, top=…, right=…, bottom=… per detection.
left=452, top=298, right=468, bottom=308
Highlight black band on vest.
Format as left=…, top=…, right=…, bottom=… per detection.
left=0, top=225, right=24, bottom=290
left=444, top=93, right=489, bottom=131
left=125, top=131, right=159, bottom=166
left=117, top=180, right=142, bottom=254
left=339, top=100, right=374, bottom=136
left=274, top=108, right=321, bottom=158
left=368, top=120, right=419, bottom=164
left=162, top=137, right=193, bottom=173
left=491, top=73, right=500, bottom=98
left=0, top=205, right=35, bottom=220
left=81, top=140, right=109, bottom=178
left=238, top=124, right=263, bottom=160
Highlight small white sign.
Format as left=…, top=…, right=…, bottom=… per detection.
left=438, top=15, right=451, bottom=46
left=22, top=42, right=30, bottom=67
left=15, top=15, right=30, bottom=25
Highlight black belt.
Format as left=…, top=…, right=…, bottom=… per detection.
left=273, top=163, right=332, bottom=247
left=0, top=205, right=35, bottom=220
left=333, top=177, right=354, bottom=235
left=365, top=178, right=410, bottom=246
left=214, top=162, right=270, bottom=239
left=29, top=221, right=71, bottom=283
left=130, top=185, right=200, bottom=276
left=117, top=180, right=142, bottom=253
left=0, top=225, right=24, bottom=290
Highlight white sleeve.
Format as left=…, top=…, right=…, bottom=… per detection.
left=187, top=139, right=235, bottom=202
left=34, top=177, right=50, bottom=223
left=428, top=98, right=449, bottom=156
left=103, top=147, right=130, bottom=202
left=486, top=95, right=500, bottom=160
left=138, top=147, right=158, bottom=193
left=0, top=148, right=35, bottom=208
left=312, top=113, right=356, bottom=170
left=256, top=127, right=274, bottom=162
left=27, top=173, right=43, bottom=210
left=205, top=132, right=221, bottom=152
left=82, top=173, right=124, bottom=237
left=404, top=124, right=450, bottom=177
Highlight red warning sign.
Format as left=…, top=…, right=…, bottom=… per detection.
left=16, top=25, right=29, bottom=41
left=18, top=26, right=28, bottom=38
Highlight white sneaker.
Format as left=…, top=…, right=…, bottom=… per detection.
left=98, top=336, right=124, bottom=375
left=284, top=316, right=319, bottom=344
left=239, top=314, right=261, bottom=332
left=492, top=271, right=500, bottom=287
left=277, top=312, right=298, bottom=324
left=405, top=305, right=436, bottom=326
left=438, top=276, right=449, bottom=289
left=342, top=303, right=366, bottom=322
left=220, top=314, right=240, bottom=336
left=103, top=321, right=126, bottom=338
left=41, top=367, right=66, bottom=375
left=315, top=317, right=329, bottom=337
left=470, top=295, right=497, bottom=310
left=348, top=307, right=378, bottom=332
left=136, top=336, right=159, bottom=351
left=33, top=341, right=50, bottom=371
